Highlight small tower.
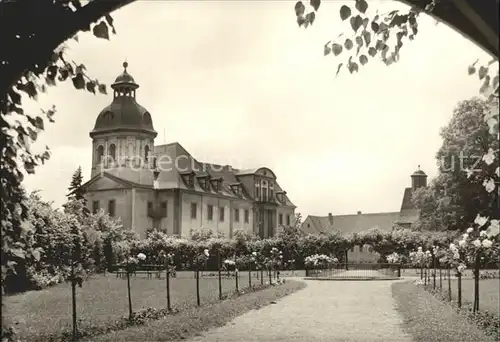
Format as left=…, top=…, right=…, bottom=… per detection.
left=89, top=62, right=157, bottom=178
left=411, top=165, right=427, bottom=191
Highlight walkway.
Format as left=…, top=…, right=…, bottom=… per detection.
left=187, top=279, right=413, bottom=342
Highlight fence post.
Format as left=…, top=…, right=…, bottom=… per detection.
left=397, top=264, right=401, bottom=278
left=268, top=268, right=272, bottom=285
left=260, top=269, right=264, bottom=285
left=345, top=250, right=349, bottom=271
left=457, top=272, right=462, bottom=308
left=424, top=267, right=427, bottom=286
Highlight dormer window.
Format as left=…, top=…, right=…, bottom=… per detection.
left=230, top=183, right=241, bottom=196
left=210, top=177, right=223, bottom=191
left=276, top=191, right=286, bottom=204
left=181, top=171, right=195, bottom=187
left=196, top=174, right=211, bottom=190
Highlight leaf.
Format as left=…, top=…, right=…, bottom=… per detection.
left=355, top=0, right=368, bottom=13
left=371, top=21, right=379, bottom=33
left=46, top=65, right=58, bottom=81
left=375, top=40, right=386, bottom=51
left=98, top=84, right=107, bottom=95
left=362, top=30, right=371, bottom=46
left=306, top=12, right=316, bottom=25
left=324, top=43, right=331, bottom=56
left=75, top=64, right=86, bottom=74
left=350, top=15, right=363, bottom=32
left=92, top=21, right=109, bottom=40
left=35, top=117, right=44, bottom=130
left=359, top=55, right=368, bottom=66
left=86, top=81, right=96, bottom=94
left=310, top=0, right=320, bottom=11
left=335, top=63, right=343, bottom=77
left=58, top=68, right=69, bottom=81
left=362, top=18, right=369, bottom=28
left=294, top=1, right=305, bottom=17
left=340, top=5, right=351, bottom=21
left=354, top=36, right=363, bottom=47
left=8, top=90, right=21, bottom=105
left=468, top=65, right=477, bottom=75
left=27, top=126, right=37, bottom=141
left=344, top=39, right=353, bottom=50
left=478, top=66, right=488, bottom=80
left=11, top=248, right=25, bottom=259
left=297, top=16, right=306, bottom=27
left=332, top=43, right=343, bottom=56
left=347, top=59, right=359, bottom=74
left=368, top=47, right=377, bottom=57
left=72, top=74, right=85, bottom=90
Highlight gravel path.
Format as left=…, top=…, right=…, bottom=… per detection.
left=187, top=280, right=413, bottom=342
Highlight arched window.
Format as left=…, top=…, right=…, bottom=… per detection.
left=144, top=145, right=150, bottom=163
left=96, top=145, right=104, bottom=164
left=153, top=157, right=157, bottom=169
left=109, top=144, right=116, bottom=161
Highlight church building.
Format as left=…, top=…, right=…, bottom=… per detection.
left=81, top=62, right=296, bottom=239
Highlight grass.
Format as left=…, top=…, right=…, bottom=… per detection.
left=391, top=281, right=497, bottom=342
left=3, top=271, right=288, bottom=341
left=86, top=279, right=306, bottom=341
left=448, top=278, right=500, bottom=314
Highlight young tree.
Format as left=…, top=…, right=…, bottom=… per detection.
left=67, top=166, right=89, bottom=216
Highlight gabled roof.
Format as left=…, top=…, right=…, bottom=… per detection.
left=304, top=212, right=401, bottom=236
left=83, top=141, right=295, bottom=206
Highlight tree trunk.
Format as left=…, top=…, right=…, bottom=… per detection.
left=235, top=268, right=239, bottom=293
left=448, top=266, right=452, bottom=301
left=457, top=272, right=462, bottom=308
left=126, top=264, right=132, bottom=320
left=218, top=255, right=222, bottom=300
left=166, top=268, right=171, bottom=311
left=196, top=269, right=200, bottom=306
left=433, top=257, right=436, bottom=290
left=248, top=262, right=252, bottom=289
left=473, top=254, right=480, bottom=312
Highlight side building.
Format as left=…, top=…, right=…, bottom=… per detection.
left=80, top=62, right=296, bottom=239
left=301, top=167, right=427, bottom=263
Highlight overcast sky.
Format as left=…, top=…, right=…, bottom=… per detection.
left=22, top=0, right=492, bottom=217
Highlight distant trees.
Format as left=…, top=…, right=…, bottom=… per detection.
left=412, top=98, right=498, bottom=232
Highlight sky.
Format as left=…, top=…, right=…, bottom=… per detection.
left=22, top=0, right=493, bottom=217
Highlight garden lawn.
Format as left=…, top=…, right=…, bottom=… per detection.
left=448, top=278, right=500, bottom=314
left=392, top=281, right=496, bottom=342
left=86, top=279, right=306, bottom=341
left=3, top=272, right=270, bottom=341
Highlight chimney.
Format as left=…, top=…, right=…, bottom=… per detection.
left=357, top=211, right=362, bottom=215
left=328, top=213, right=333, bottom=225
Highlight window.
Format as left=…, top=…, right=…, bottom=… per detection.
left=108, top=199, right=116, bottom=217
left=109, top=144, right=116, bottom=161
left=191, top=203, right=197, bottom=219
left=244, top=209, right=249, bottom=223
left=219, top=206, right=225, bottom=222
left=350, top=246, right=355, bottom=253
left=269, top=183, right=274, bottom=200
left=161, top=201, right=167, bottom=215
left=368, top=246, right=373, bottom=253
left=234, top=208, right=239, bottom=222
left=279, top=213, right=283, bottom=225
left=96, top=146, right=104, bottom=164
left=92, top=201, right=99, bottom=214
left=144, top=145, right=150, bottom=163
left=207, top=204, right=213, bottom=221
left=307, top=223, right=310, bottom=228
left=147, top=201, right=153, bottom=210
left=359, top=245, right=364, bottom=252
left=262, top=187, right=268, bottom=202
left=255, top=186, right=260, bottom=199
left=153, top=157, right=157, bottom=169
left=286, top=214, right=290, bottom=226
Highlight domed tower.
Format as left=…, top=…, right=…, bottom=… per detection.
left=411, top=165, right=427, bottom=191
left=90, top=62, right=157, bottom=177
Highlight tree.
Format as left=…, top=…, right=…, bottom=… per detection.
left=413, top=98, right=498, bottom=231
left=0, top=0, right=135, bottom=299
left=67, top=166, right=89, bottom=216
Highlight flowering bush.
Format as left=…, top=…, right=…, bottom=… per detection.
left=386, top=252, right=401, bottom=264
left=304, top=254, right=337, bottom=269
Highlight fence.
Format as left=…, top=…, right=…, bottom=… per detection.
left=305, top=263, right=402, bottom=279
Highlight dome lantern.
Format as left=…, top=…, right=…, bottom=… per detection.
left=411, top=165, right=427, bottom=191
left=111, top=61, right=139, bottom=99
